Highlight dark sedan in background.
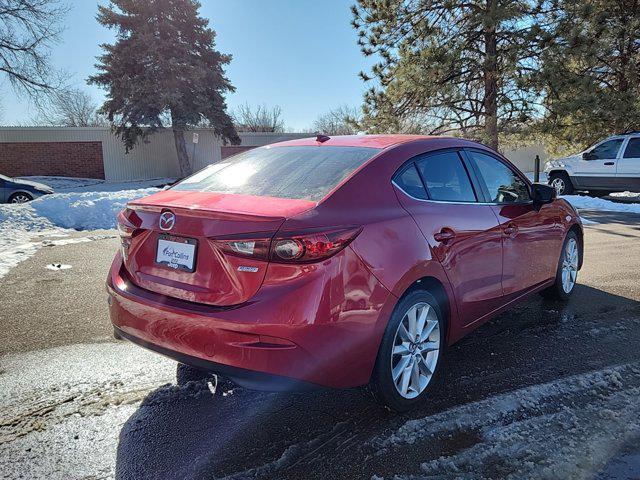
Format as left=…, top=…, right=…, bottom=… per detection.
left=0, top=174, right=54, bottom=203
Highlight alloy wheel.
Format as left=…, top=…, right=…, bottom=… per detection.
left=551, top=177, right=565, bottom=195
left=10, top=194, right=31, bottom=203
left=562, top=238, right=579, bottom=293
left=391, top=301, right=440, bottom=399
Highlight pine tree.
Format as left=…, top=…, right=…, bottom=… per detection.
left=88, top=0, right=239, bottom=177
left=538, top=0, right=640, bottom=148
left=352, top=0, right=552, bottom=150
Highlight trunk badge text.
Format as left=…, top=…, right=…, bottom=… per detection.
left=159, top=211, right=176, bottom=231
left=238, top=266, right=259, bottom=273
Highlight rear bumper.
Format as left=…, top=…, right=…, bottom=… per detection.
left=107, top=250, right=393, bottom=390
left=114, top=327, right=321, bottom=391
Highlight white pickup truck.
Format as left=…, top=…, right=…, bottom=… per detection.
left=544, top=133, right=640, bottom=196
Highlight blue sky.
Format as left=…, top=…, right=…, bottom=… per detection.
left=0, top=0, right=375, bottom=130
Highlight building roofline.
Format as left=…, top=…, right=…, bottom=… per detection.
left=0, top=126, right=308, bottom=135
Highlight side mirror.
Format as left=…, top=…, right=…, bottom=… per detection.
left=532, top=183, right=556, bottom=208
left=582, top=151, right=596, bottom=161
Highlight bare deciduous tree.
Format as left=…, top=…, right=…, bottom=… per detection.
left=35, top=88, right=107, bottom=126
left=311, top=105, right=361, bottom=135
left=232, top=103, right=284, bottom=132
left=0, top=0, right=68, bottom=96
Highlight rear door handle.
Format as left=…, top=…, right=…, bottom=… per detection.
left=604, top=162, right=615, bottom=166
left=434, top=228, right=456, bottom=243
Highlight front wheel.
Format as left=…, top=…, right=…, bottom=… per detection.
left=541, top=231, right=580, bottom=301
left=548, top=172, right=574, bottom=196
left=369, top=290, right=444, bottom=412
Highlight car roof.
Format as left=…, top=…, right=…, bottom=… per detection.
left=268, top=134, right=453, bottom=150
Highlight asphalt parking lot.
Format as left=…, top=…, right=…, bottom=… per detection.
left=1, top=210, right=640, bottom=479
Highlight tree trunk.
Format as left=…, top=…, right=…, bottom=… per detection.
left=483, top=1, right=499, bottom=151
left=172, top=124, right=192, bottom=178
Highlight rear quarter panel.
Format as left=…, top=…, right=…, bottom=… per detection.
left=283, top=138, right=493, bottom=345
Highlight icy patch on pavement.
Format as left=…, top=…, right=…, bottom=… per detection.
left=609, top=191, right=640, bottom=201
left=369, top=363, right=640, bottom=480
left=0, top=342, right=176, bottom=479
left=45, top=263, right=72, bottom=270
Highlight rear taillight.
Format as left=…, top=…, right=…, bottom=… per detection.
left=271, top=227, right=362, bottom=263
left=212, top=226, right=362, bottom=264
left=214, top=237, right=272, bottom=261
left=117, top=209, right=139, bottom=261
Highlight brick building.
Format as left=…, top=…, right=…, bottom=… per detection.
left=0, top=127, right=306, bottom=181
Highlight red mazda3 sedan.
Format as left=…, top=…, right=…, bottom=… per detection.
left=108, top=135, right=583, bottom=411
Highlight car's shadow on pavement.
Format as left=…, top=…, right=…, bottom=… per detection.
left=115, top=285, right=640, bottom=480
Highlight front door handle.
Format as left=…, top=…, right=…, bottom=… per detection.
left=604, top=161, right=615, bottom=166
left=503, top=223, right=518, bottom=236
left=434, top=228, right=456, bottom=243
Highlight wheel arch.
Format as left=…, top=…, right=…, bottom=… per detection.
left=548, top=169, right=574, bottom=181
left=568, top=223, right=584, bottom=269
left=399, top=276, right=452, bottom=344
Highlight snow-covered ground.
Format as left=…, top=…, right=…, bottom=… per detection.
left=367, top=363, right=640, bottom=480
left=564, top=194, right=640, bottom=214
left=0, top=177, right=172, bottom=279
left=0, top=342, right=176, bottom=479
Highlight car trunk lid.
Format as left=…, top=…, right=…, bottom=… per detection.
left=123, top=190, right=316, bottom=306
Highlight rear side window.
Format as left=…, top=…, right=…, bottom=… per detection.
left=394, top=165, right=427, bottom=199
left=416, top=152, right=477, bottom=202
left=624, top=138, right=640, bottom=158
left=173, top=146, right=381, bottom=201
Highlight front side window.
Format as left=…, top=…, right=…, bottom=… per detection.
left=468, top=151, right=530, bottom=203
left=624, top=138, right=640, bottom=158
left=415, top=152, right=477, bottom=202
left=172, top=146, right=381, bottom=201
left=589, top=139, right=624, bottom=160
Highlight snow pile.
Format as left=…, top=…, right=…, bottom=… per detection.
left=0, top=187, right=159, bottom=232
left=0, top=184, right=161, bottom=279
left=610, top=191, right=640, bottom=200
left=28, top=188, right=159, bottom=230
left=563, top=195, right=640, bottom=214
left=370, top=363, right=640, bottom=480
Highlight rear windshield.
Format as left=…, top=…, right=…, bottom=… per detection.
left=172, top=145, right=380, bottom=201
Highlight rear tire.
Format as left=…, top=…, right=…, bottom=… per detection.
left=369, top=290, right=445, bottom=412
left=548, top=172, right=574, bottom=196
left=541, top=231, right=580, bottom=301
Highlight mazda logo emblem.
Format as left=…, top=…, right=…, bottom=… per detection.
left=159, top=211, right=176, bottom=231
